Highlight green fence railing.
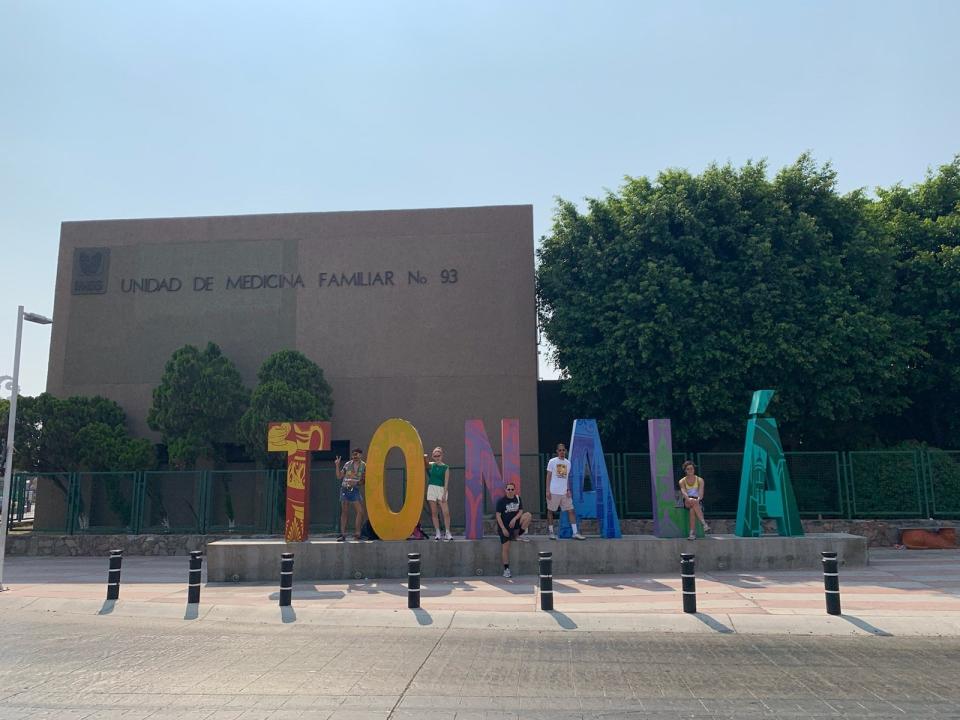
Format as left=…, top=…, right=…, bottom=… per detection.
left=3, top=472, right=28, bottom=528
left=926, top=450, right=960, bottom=517
left=9, top=447, right=959, bottom=534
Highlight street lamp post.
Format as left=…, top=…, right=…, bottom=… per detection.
left=1, top=305, right=52, bottom=591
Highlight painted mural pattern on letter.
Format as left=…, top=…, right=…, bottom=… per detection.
left=267, top=421, right=331, bottom=542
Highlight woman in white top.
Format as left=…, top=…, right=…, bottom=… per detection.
left=679, top=460, right=710, bottom=540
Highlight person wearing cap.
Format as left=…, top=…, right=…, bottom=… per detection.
left=496, top=481, right=531, bottom=577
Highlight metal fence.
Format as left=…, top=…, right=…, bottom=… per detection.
left=9, top=447, right=960, bottom=533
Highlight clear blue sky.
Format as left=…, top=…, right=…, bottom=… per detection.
left=2, top=0, right=958, bottom=396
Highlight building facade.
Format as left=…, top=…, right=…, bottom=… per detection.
left=46, top=205, right=540, bottom=525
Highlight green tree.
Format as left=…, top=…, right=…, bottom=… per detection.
left=537, top=156, right=922, bottom=450
left=147, top=343, right=250, bottom=468
left=2, top=394, right=154, bottom=525
left=75, top=422, right=156, bottom=472
left=238, top=350, right=334, bottom=465
left=874, top=156, right=960, bottom=448
left=74, top=422, right=157, bottom=522
left=0, top=393, right=129, bottom=472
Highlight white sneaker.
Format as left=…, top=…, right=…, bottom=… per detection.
left=444, top=532, right=453, bottom=542
left=502, top=568, right=512, bottom=578
left=548, top=531, right=557, bottom=540
left=572, top=533, right=586, bottom=540
left=518, top=534, right=531, bottom=542
left=434, top=533, right=441, bottom=541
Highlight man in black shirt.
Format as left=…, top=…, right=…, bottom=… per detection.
left=496, top=482, right=532, bottom=578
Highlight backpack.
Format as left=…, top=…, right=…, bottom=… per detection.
left=360, top=519, right=379, bottom=540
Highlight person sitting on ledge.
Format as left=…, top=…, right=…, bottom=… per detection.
left=496, top=482, right=532, bottom=578
left=679, top=460, right=710, bottom=540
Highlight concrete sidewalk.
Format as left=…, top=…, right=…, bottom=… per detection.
left=2, top=548, right=958, bottom=636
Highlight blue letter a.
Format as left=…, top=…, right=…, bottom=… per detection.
left=559, top=419, right=622, bottom=539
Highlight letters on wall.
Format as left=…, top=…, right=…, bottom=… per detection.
left=266, top=417, right=629, bottom=542
left=364, top=418, right=428, bottom=541
left=264, top=404, right=804, bottom=542
left=559, top=419, right=622, bottom=539
left=647, top=419, right=689, bottom=538
left=267, top=421, right=331, bottom=542
left=735, top=390, right=804, bottom=537
left=463, top=419, right=520, bottom=539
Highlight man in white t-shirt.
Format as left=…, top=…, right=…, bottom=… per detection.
left=545, top=443, right=585, bottom=540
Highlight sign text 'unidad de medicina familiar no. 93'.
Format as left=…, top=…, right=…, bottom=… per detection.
left=118, top=269, right=461, bottom=294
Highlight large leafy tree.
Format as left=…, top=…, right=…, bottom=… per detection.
left=238, top=350, right=334, bottom=465
left=75, top=423, right=156, bottom=472
left=537, top=156, right=923, bottom=450
left=2, top=394, right=154, bottom=521
left=875, top=156, right=960, bottom=448
left=147, top=343, right=250, bottom=467
left=1, top=393, right=131, bottom=472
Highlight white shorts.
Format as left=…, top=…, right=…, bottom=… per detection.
left=546, top=493, right=574, bottom=512
left=426, top=484, right=446, bottom=502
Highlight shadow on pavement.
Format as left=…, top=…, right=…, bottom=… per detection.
left=842, top=614, right=893, bottom=636
left=411, top=608, right=433, bottom=626
left=576, top=578, right=675, bottom=592
left=693, top=613, right=734, bottom=634
left=268, top=589, right=346, bottom=601
left=98, top=599, right=116, bottom=615
left=547, top=610, right=578, bottom=629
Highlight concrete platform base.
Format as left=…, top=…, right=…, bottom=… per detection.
left=206, top=533, right=868, bottom=581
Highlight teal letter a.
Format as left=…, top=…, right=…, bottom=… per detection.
left=735, top=390, right=803, bottom=537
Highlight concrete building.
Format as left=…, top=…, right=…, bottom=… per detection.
left=45, top=206, right=540, bottom=526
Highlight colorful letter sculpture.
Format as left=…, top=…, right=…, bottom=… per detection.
left=267, top=421, right=331, bottom=542
left=365, top=418, right=427, bottom=540
left=735, top=390, right=804, bottom=537
left=559, top=419, right=621, bottom=539
left=647, top=419, right=689, bottom=538
left=464, top=419, right=521, bottom=539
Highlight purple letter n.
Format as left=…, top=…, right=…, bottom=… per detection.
left=464, top=419, right=520, bottom=539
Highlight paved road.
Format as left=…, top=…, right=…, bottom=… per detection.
left=3, top=611, right=960, bottom=720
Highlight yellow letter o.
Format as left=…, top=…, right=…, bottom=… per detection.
left=365, top=418, right=426, bottom=541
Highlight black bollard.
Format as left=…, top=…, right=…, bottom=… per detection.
left=407, top=552, right=421, bottom=609
left=539, top=551, right=553, bottom=611
left=821, top=551, right=841, bottom=616
left=279, top=552, right=294, bottom=607
left=106, top=549, right=123, bottom=601
left=680, top=553, right=696, bottom=614
left=187, top=551, right=203, bottom=604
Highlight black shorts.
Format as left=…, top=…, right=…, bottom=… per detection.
left=497, top=527, right=519, bottom=544
left=497, top=525, right=523, bottom=545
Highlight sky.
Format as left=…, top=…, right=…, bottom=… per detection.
left=2, top=0, right=958, bottom=397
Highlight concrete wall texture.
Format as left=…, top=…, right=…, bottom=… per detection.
left=205, top=534, right=870, bottom=581
left=47, top=205, right=539, bottom=490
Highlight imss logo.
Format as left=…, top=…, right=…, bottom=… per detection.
left=71, top=248, right=111, bottom=295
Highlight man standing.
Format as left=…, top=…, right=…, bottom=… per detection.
left=335, top=448, right=366, bottom=541
left=545, top=443, right=585, bottom=540
left=496, top=482, right=532, bottom=577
